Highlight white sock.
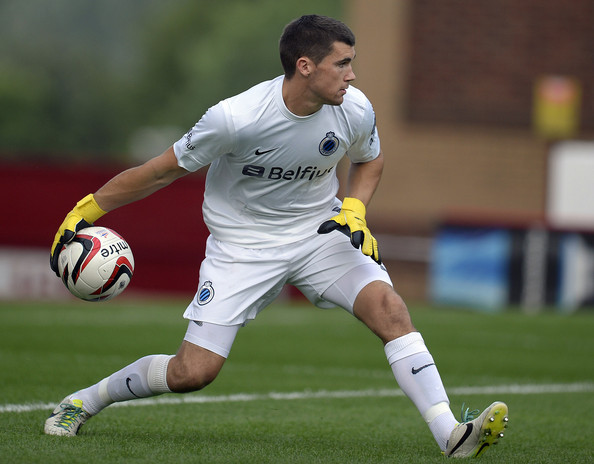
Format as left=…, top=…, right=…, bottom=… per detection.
left=429, top=410, right=460, bottom=451
left=72, top=354, right=173, bottom=415
left=385, top=332, right=458, bottom=451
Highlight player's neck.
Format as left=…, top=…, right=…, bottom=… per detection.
left=282, top=77, right=323, bottom=116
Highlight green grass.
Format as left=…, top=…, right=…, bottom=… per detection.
left=0, top=299, right=593, bottom=463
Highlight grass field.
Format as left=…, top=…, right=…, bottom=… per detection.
left=0, top=298, right=592, bottom=463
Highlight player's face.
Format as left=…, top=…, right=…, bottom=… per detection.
left=308, top=41, right=356, bottom=106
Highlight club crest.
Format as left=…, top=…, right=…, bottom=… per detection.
left=319, top=131, right=339, bottom=156
left=197, top=281, right=215, bottom=305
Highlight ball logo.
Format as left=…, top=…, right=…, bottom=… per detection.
left=197, top=281, right=215, bottom=305
left=319, top=131, right=339, bottom=156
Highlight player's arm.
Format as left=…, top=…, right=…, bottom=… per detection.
left=345, top=150, right=384, bottom=206
left=318, top=151, right=384, bottom=264
left=50, top=147, right=188, bottom=275
left=93, top=146, right=188, bottom=212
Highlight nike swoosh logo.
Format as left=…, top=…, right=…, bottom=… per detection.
left=255, top=148, right=277, bottom=156
left=411, top=363, right=435, bottom=375
left=449, top=423, right=473, bottom=455
left=126, top=377, right=140, bottom=398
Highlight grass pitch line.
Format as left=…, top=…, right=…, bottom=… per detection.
left=2, top=382, right=592, bottom=414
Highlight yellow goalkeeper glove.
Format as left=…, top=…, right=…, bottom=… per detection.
left=50, top=193, right=106, bottom=276
left=317, top=197, right=381, bottom=264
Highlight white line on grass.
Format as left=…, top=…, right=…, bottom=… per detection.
left=2, top=382, right=592, bottom=414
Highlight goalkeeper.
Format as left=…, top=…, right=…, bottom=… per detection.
left=45, top=15, right=508, bottom=459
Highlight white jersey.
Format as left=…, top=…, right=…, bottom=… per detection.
left=173, top=75, right=380, bottom=248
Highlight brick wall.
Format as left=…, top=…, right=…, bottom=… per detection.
left=407, top=0, right=594, bottom=130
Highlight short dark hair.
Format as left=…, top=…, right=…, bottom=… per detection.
left=279, top=15, right=356, bottom=79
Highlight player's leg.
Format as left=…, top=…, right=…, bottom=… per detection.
left=347, top=278, right=508, bottom=456
left=44, top=321, right=238, bottom=436
left=350, top=280, right=415, bottom=342
left=349, top=280, right=459, bottom=451
left=293, top=231, right=508, bottom=456
left=168, top=321, right=237, bottom=392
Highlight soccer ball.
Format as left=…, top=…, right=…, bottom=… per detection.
left=58, top=226, right=134, bottom=301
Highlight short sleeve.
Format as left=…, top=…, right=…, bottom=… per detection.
left=346, top=98, right=381, bottom=164
left=173, top=101, right=235, bottom=172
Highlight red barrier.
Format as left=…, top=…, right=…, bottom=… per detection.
left=1, top=161, right=209, bottom=296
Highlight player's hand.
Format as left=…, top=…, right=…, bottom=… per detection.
left=317, top=197, right=381, bottom=264
left=50, top=194, right=106, bottom=276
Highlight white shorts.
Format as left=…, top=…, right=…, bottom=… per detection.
left=183, top=231, right=392, bottom=326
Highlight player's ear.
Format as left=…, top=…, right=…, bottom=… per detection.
left=296, top=57, right=313, bottom=78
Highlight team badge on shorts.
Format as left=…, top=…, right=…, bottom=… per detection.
left=197, top=281, right=215, bottom=305
left=319, top=131, right=339, bottom=156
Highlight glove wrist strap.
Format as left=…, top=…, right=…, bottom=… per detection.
left=342, top=197, right=366, bottom=216
left=74, top=194, right=107, bottom=223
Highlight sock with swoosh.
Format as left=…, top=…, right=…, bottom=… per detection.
left=384, top=332, right=458, bottom=451
left=70, top=355, right=173, bottom=415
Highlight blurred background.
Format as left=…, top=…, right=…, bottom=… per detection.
left=1, top=0, right=592, bottom=313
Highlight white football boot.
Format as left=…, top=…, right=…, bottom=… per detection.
left=44, top=396, right=92, bottom=436
left=444, top=401, right=508, bottom=458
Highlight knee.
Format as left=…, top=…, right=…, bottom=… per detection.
left=378, top=289, right=413, bottom=326
left=357, top=281, right=407, bottom=316
left=354, top=282, right=416, bottom=343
